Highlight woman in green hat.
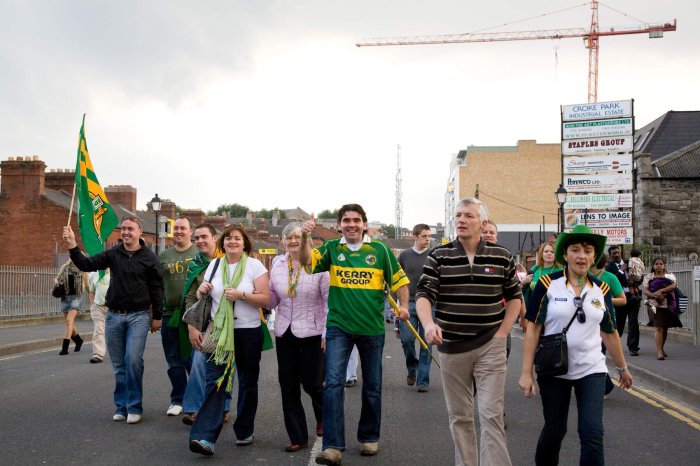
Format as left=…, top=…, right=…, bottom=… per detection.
left=518, top=225, right=632, bottom=466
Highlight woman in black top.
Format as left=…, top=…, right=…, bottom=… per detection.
left=54, top=260, right=87, bottom=355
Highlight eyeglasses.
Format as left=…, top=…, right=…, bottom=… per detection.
left=573, top=296, right=586, bottom=323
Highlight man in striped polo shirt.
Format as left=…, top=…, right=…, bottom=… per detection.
left=416, top=197, right=522, bottom=466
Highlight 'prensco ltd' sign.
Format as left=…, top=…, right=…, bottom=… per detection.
left=562, top=118, right=633, bottom=140
left=561, top=136, right=633, bottom=155
left=565, top=210, right=632, bottom=228
left=564, top=193, right=633, bottom=209
left=563, top=154, right=632, bottom=174
left=562, top=100, right=633, bottom=122
left=564, top=174, right=633, bottom=193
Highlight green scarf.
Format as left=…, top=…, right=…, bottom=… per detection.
left=211, top=253, right=247, bottom=368
left=169, top=252, right=214, bottom=360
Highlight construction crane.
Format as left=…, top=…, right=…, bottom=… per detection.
left=356, top=0, right=676, bottom=103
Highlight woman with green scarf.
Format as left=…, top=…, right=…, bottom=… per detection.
left=189, top=225, right=270, bottom=456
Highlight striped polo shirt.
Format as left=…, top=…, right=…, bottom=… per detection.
left=416, top=239, right=522, bottom=353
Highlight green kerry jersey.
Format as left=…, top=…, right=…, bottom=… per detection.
left=311, top=238, right=409, bottom=336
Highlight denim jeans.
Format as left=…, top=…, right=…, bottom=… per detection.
left=105, top=310, right=151, bottom=415
left=346, top=345, right=359, bottom=382
left=536, top=372, right=605, bottom=466
left=399, top=302, right=434, bottom=388
left=189, top=357, right=230, bottom=444
left=161, top=316, right=191, bottom=405
left=323, top=326, right=384, bottom=451
left=183, top=350, right=231, bottom=414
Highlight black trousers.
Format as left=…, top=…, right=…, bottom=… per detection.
left=616, top=292, right=641, bottom=351
left=276, top=328, right=325, bottom=445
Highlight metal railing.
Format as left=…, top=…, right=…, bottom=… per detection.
left=0, top=266, right=88, bottom=319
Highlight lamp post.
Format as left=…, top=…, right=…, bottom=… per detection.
left=151, top=194, right=162, bottom=254
left=555, top=184, right=567, bottom=234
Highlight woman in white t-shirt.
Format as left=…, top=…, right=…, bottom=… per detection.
left=189, top=225, right=270, bottom=456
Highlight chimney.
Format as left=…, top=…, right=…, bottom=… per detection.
left=180, top=209, right=206, bottom=227
left=45, top=168, right=75, bottom=194
left=159, top=200, right=177, bottom=220
left=207, top=215, right=226, bottom=233
left=0, top=156, right=46, bottom=198
left=272, top=209, right=280, bottom=226
left=246, top=210, right=253, bottom=222
left=105, top=185, right=137, bottom=212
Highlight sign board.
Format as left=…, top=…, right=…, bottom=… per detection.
left=564, top=173, right=633, bottom=193
left=562, top=118, right=633, bottom=140
left=258, top=248, right=277, bottom=255
left=562, top=136, right=633, bottom=155
left=563, top=154, right=633, bottom=174
left=562, top=100, right=633, bottom=121
left=565, top=210, right=633, bottom=228
left=564, top=193, right=633, bottom=209
left=694, top=266, right=700, bottom=281
left=591, top=227, right=634, bottom=245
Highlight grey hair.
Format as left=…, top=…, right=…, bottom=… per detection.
left=455, top=197, right=489, bottom=221
left=281, top=222, right=303, bottom=239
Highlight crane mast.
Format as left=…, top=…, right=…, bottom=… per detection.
left=395, top=144, right=402, bottom=239
left=356, top=1, right=676, bottom=102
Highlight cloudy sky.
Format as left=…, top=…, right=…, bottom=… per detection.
left=1, top=1, right=698, bottom=228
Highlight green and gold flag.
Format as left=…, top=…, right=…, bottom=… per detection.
left=74, top=115, right=119, bottom=257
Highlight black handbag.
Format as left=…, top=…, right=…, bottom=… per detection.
left=51, top=282, right=66, bottom=299
left=534, top=293, right=585, bottom=377
left=182, top=259, right=221, bottom=332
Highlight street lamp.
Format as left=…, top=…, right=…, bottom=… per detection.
left=151, top=193, right=162, bottom=255
left=555, top=184, right=567, bottom=234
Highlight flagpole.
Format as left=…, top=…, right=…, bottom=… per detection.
left=67, top=182, right=76, bottom=227
left=385, top=291, right=441, bottom=368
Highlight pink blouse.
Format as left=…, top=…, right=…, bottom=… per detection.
left=269, top=253, right=329, bottom=338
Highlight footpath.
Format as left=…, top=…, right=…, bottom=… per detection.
left=1, top=316, right=698, bottom=408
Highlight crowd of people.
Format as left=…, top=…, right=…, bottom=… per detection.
left=57, top=197, right=684, bottom=465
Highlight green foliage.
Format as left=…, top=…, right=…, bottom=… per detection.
left=317, top=209, right=338, bottom=219
left=381, top=224, right=396, bottom=238
left=207, top=203, right=250, bottom=217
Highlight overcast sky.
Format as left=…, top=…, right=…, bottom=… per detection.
left=1, top=1, right=698, bottom=228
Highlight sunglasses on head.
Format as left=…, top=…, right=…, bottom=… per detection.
left=573, top=295, right=586, bottom=323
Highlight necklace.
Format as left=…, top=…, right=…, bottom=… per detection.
left=286, top=257, right=310, bottom=298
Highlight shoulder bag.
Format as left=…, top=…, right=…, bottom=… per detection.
left=534, top=292, right=586, bottom=377
left=51, top=282, right=66, bottom=299
left=182, top=259, right=221, bottom=332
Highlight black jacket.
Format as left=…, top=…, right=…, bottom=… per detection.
left=69, top=239, right=164, bottom=319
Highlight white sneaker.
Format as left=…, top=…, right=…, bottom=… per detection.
left=113, top=414, right=126, bottom=422
left=127, top=414, right=141, bottom=424
left=167, top=404, right=183, bottom=416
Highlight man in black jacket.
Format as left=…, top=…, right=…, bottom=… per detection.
left=63, top=216, right=164, bottom=424
left=606, top=245, right=641, bottom=356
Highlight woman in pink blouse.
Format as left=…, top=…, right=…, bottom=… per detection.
left=269, top=223, right=329, bottom=453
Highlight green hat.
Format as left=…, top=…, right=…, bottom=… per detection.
left=554, top=225, right=607, bottom=266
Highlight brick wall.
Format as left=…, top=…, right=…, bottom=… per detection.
left=635, top=152, right=700, bottom=256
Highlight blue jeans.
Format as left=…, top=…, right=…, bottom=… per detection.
left=105, top=310, right=151, bottom=415
left=161, top=316, right=191, bottom=405
left=183, top=350, right=231, bottom=414
left=536, top=373, right=605, bottom=466
left=399, top=302, right=434, bottom=388
left=323, top=326, right=384, bottom=451
left=189, top=357, right=230, bottom=444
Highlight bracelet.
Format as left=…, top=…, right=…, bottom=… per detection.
left=615, top=365, right=628, bottom=373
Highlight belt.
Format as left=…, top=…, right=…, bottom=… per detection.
left=109, top=309, right=138, bottom=315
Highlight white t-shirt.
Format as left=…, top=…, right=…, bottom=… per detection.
left=204, top=257, right=268, bottom=329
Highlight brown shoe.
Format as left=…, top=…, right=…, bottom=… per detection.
left=315, top=448, right=342, bottom=465
left=360, top=442, right=379, bottom=456
left=285, top=443, right=307, bottom=452
left=182, top=413, right=196, bottom=426
left=406, top=372, right=417, bottom=386
left=316, top=422, right=324, bottom=437
left=224, top=412, right=231, bottom=423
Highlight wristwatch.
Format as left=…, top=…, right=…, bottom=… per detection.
left=241, top=292, right=246, bottom=301
left=616, top=365, right=628, bottom=373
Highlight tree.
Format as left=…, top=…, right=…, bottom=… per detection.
left=318, top=209, right=339, bottom=219
left=381, top=224, right=396, bottom=239
left=207, top=203, right=250, bottom=217
left=257, top=208, right=287, bottom=220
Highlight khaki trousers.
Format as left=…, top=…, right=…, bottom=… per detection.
left=439, top=336, right=510, bottom=466
left=90, top=303, right=108, bottom=359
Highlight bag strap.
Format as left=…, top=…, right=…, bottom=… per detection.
left=563, top=291, right=587, bottom=335
left=207, top=258, right=221, bottom=282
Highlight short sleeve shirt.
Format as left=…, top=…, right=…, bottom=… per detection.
left=311, top=237, right=409, bottom=335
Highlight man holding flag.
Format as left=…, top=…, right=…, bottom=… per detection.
left=62, top=117, right=164, bottom=425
